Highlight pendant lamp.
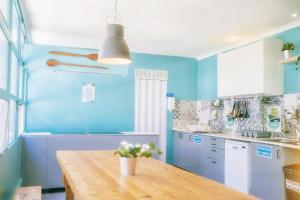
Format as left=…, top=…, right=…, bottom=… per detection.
left=98, top=0, right=131, bottom=65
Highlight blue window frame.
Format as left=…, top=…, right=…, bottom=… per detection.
left=0, top=0, right=28, bottom=152
left=0, top=27, right=8, bottom=90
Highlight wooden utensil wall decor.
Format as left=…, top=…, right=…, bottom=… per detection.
left=48, top=51, right=99, bottom=61
left=47, top=59, right=108, bottom=70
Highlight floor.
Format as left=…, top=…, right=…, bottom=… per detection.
left=43, top=192, right=65, bottom=200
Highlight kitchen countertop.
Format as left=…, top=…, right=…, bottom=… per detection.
left=172, top=129, right=300, bottom=150
left=120, top=131, right=159, bottom=135
left=23, top=132, right=159, bottom=136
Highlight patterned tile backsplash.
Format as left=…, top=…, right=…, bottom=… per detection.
left=173, top=94, right=300, bottom=140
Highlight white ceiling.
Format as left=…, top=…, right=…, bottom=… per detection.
left=22, top=0, right=300, bottom=58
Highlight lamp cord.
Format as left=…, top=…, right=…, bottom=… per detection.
left=105, top=0, right=122, bottom=24
left=115, top=0, right=118, bottom=23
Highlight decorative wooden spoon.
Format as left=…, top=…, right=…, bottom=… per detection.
left=47, top=59, right=108, bottom=70
left=48, top=51, right=99, bottom=61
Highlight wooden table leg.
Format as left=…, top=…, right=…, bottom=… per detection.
left=63, top=175, right=74, bottom=200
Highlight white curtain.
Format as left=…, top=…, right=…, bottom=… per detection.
left=135, top=69, right=168, bottom=162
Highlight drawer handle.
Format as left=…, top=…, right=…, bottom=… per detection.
left=211, top=138, right=217, bottom=141
left=211, top=149, right=216, bottom=152
left=211, top=143, right=217, bottom=146
left=211, top=161, right=217, bottom=164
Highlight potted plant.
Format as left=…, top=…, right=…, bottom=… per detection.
left=114, top=141, right=162, bottom=176
left=282, top=42, right=295, bottom=59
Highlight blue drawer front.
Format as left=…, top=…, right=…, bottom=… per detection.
left=256, top=145, right=272, bottom=158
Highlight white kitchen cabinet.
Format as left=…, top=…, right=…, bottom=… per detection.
left=218, top=38, right=283, bottom=97
left=217, top=49, right=238, bottom=97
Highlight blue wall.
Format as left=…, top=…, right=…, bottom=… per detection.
left=24, top=44, right=198, bottom=164
left=24, top=44, right=198, bottom=133
left=0, top=139, right=22, bottom=200
left=274, top=26, right=300, bottom=94
left=197, top=56, right=217, bottom=100
left=197, top=26, right=300, bottom=99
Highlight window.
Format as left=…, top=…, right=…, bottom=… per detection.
left=0, top=0, right=27, bottom=152
left=10, top=52, right=18, bottom=95
left=11, top=2, right=19, bottom=48
left=18, top=104, right=24, bottom=136
left=19, top=28, right=25, bottom=56
left=0, top=99, right=8, bottom=153
left=8, top=100, right=16, bottom=144
left=0, top=0, right=9, bottom=22
left=18, top=68, right=23, bottom=99
left=0, top=29, right=9, bottom=90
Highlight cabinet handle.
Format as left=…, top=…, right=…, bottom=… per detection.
left=277, top=149, right=281, bottom=158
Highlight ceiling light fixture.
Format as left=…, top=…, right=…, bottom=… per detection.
left=98, top=0, right=132, bottom=65
left=292, top=12, right=298, bottom=18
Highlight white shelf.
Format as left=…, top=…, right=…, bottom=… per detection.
left=279, top=55, right=299, bottom=64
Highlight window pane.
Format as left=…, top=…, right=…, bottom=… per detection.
left=19, top=29, right=25, bottom=57
left=0, top=29, right=9, bottom=90
left=8, top=100, right=16, bottom=144
left=0, top=0, right=9, bottom=22
left=0, top=99, right=8, bottom=153
left=18, top=68, right=23, bottom=98
left=18, top=104, right=24, bottom=136
left=10, top=52, right=18, bottom=95
left=11, top=2, right=19, bottom=48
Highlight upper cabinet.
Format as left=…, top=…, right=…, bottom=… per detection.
left=217, top=39, right=283, bottom=97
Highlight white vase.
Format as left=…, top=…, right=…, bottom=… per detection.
left=283, top=50, right=290, bottom=59
left=120, top=157, right=137, bottom=176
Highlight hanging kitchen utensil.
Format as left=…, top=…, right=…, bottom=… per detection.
left=47, top=59, right=108, bottom=70
left=48, top=51, right=98, bottom=61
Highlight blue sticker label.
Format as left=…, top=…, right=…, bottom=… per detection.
left=256, top=145, right=272, bottom=158
left=193, top=135, right=202, bottom=144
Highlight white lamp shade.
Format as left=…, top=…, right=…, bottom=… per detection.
left=98, top=24, right=132, bottom=65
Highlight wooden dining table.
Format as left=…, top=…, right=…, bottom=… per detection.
left=56, top=150, right=257, bottom=200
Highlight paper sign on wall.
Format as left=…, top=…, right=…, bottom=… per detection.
left=82, top=82, right=96, bottom=103
left=266, top=106, right=281, bottom=132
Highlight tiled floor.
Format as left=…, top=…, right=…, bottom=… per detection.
left=43, top=192, right=65, bottom=200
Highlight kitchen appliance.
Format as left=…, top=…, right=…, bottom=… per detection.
left=225, top=140, right=250, bottom=194
left=240, top=130, right=271, bottom=138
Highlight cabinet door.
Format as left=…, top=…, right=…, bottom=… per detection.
left=217, top=50, right=238, bottom=97
left=250, top=143, right=284, bottom=200
left=173, top=132, right=186, bottom=169
left=204, top=157, right=225, bottom=183
left=186, top=134, right=204, bottom=175
left=237, top=41, right=264, bottom=95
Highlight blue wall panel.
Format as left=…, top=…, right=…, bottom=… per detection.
left=197, top=55, right=217, bottom=100
left=274, top=26, right=300, bottom=94
left=24, top=44, right=198, bottom=164
left=24, top=44, right=198, bottom=133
